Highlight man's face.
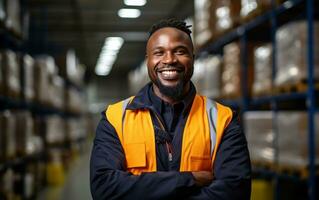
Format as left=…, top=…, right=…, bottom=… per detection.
left=146, top=27, right=194, bottom=100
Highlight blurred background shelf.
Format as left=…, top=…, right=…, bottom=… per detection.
left=1, top=0, right=318, bottom=199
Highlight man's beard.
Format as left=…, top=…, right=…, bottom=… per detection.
left=155, top=79, right=185, bottom=101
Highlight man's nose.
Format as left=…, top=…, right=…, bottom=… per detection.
left=162, top=52, right=177, bottom=64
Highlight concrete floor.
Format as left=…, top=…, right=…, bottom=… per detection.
left=37, top=146, right=92, bottom=200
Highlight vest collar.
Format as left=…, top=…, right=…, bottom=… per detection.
left=126, top=82, right=196, bottom=117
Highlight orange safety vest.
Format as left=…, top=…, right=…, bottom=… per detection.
left=106, top=95, right=233, bottom=175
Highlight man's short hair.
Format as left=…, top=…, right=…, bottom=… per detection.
left=148, top=18, right=192, bottom=38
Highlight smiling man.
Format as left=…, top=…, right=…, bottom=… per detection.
left=90, top=18, right=251, bottom=200
left=146, top=24, right=194, bottom=104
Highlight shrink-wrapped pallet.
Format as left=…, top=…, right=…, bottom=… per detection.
left=240, top=0, right=272, bottom=20
left=222, top=42, right=241, bottom=98
left=0, top=111, right=16, bottom=160
left=252, top=44, right=272, bottom=96
left=2, top=50, right=20, bottom=98
left=23, top=54, right=35, bottom=101
left=50, top=75, right=64, bottom=109
left=34, top=57, right=50, bottom=105
left=0, top=0, right=5, bottom=21
left=15, top=111, right=33, bottom=156
left=240, top=0, right=259, bottom=19
left=46, top=116, right=65, bottom=144
left=277, top=112, right=319, bottom=167
left=66, top=50, right=85, bottom=86
left=15, top=111, right=43, bottom=157
left=24, top=164, right=36, bottom=199
left=57, top=50, right=85, bottom=87
left=222, top=42, right=254, bottom=98
left=193, top=56, right=222, bottom=98
left=66, top=118, right=87, bottom=142
left=0, top=169, right=15, bottom=200
left=5, top=0, right=21, bottom=35
left=275, top=21, right=319, bottom=86
left=213, top=0, right=241, bottom=33
left=194, top=0, right=215, bottom=48
left=66, top=87, right=86, bottom=113
left=244, top=111, right=275, bottom=164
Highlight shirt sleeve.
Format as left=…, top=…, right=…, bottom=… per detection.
left=187, top=111, right=252, bottom=200
left=90, top=112, right=196, bottom=200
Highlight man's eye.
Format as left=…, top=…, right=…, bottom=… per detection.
left=176, top=50, right=186, bottom=55
left=153, top=51, right=163, bottom=56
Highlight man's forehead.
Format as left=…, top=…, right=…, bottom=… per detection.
left=149, top=27, right=189, bottom=39
left=147, top=27, right=192, bottom=48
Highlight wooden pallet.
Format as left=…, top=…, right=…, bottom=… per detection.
left=252, top=160, right=276, bottom=171
left=274, top=80, right=319, bottom=94
left=276, top=165, right=319, bottom=179
left=252, top=88, right=272, bottom=97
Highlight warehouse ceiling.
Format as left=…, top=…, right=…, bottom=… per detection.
left=28, top=0, right=194, bottom=82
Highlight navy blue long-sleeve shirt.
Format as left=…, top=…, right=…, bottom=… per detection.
left=90, top=83, right=251, bottom=199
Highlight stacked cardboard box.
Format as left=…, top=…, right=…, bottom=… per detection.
left=0, top=111, right=16, bottom=161
left=240, top=0, right=272, bottom=20
left=194, top=0, right=215, bottom=48
left=221, top=42, right=241, bottom=98
left=214, top=0, right=241, bottom=33
left=5, top=0, right=21, bottom=35
left=0, top=0, right=5, bottom=22
left=23, top=55, right=35, bottom=102
left=45, top=115, right=65, bottom=145
left=193, top=55, right=222, bottom=98
left=34, top=57, right=51, bottom=105
left=275, top=21, right=319, bottom=87
left=277, top=112, right=319, bottom=167
left=1, top=50, right=20, bottom=99
left=0, top=111, right=44, bottom=161
left=245, top=111, right=319, bottom=168
left=252, top=44, right=272, bottom=96
left=244, top=111, right=275, bottom=164
left=34, top=56, right=66, bottom=108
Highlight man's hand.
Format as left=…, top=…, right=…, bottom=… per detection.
left=191, top=171, right=213, bottom=187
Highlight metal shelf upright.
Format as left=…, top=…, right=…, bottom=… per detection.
left=306, top=0, right=316, bottom=199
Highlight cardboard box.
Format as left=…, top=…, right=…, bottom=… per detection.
left=275, top=21, right=319, bottom=86
left=2, top=50, right=20, bottom=99
left=252, top=44, right=272, bottom=96
left=23, top=55, right=35, bottom=102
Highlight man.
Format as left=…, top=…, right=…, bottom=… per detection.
left=90, top=18, right=251, bottom=200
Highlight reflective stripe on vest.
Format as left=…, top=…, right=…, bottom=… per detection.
left=106, top=95, right=233, bottom=175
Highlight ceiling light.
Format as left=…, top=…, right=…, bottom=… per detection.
left=124, top=0, right=146, bottom=6
left=95, top=37, right=124, bottom=76
left=118, top=8, right=141, bottom=18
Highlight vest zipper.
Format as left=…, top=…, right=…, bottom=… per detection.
left=166, top=142, right=173, bottom=162
left=153, top=113, right=173, bottom=162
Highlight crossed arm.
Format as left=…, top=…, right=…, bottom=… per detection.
left=90, top=112, right=251, bottom=200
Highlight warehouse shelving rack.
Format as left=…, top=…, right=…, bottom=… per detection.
left=0, top=1, right=87, bottom=199
left=198, top=0, right=317, bottom=199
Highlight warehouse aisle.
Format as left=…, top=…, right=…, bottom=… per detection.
left=38, top=145, right=92, bottom=200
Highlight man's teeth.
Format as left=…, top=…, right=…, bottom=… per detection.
left=161, top=70, right=177, bottom=76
